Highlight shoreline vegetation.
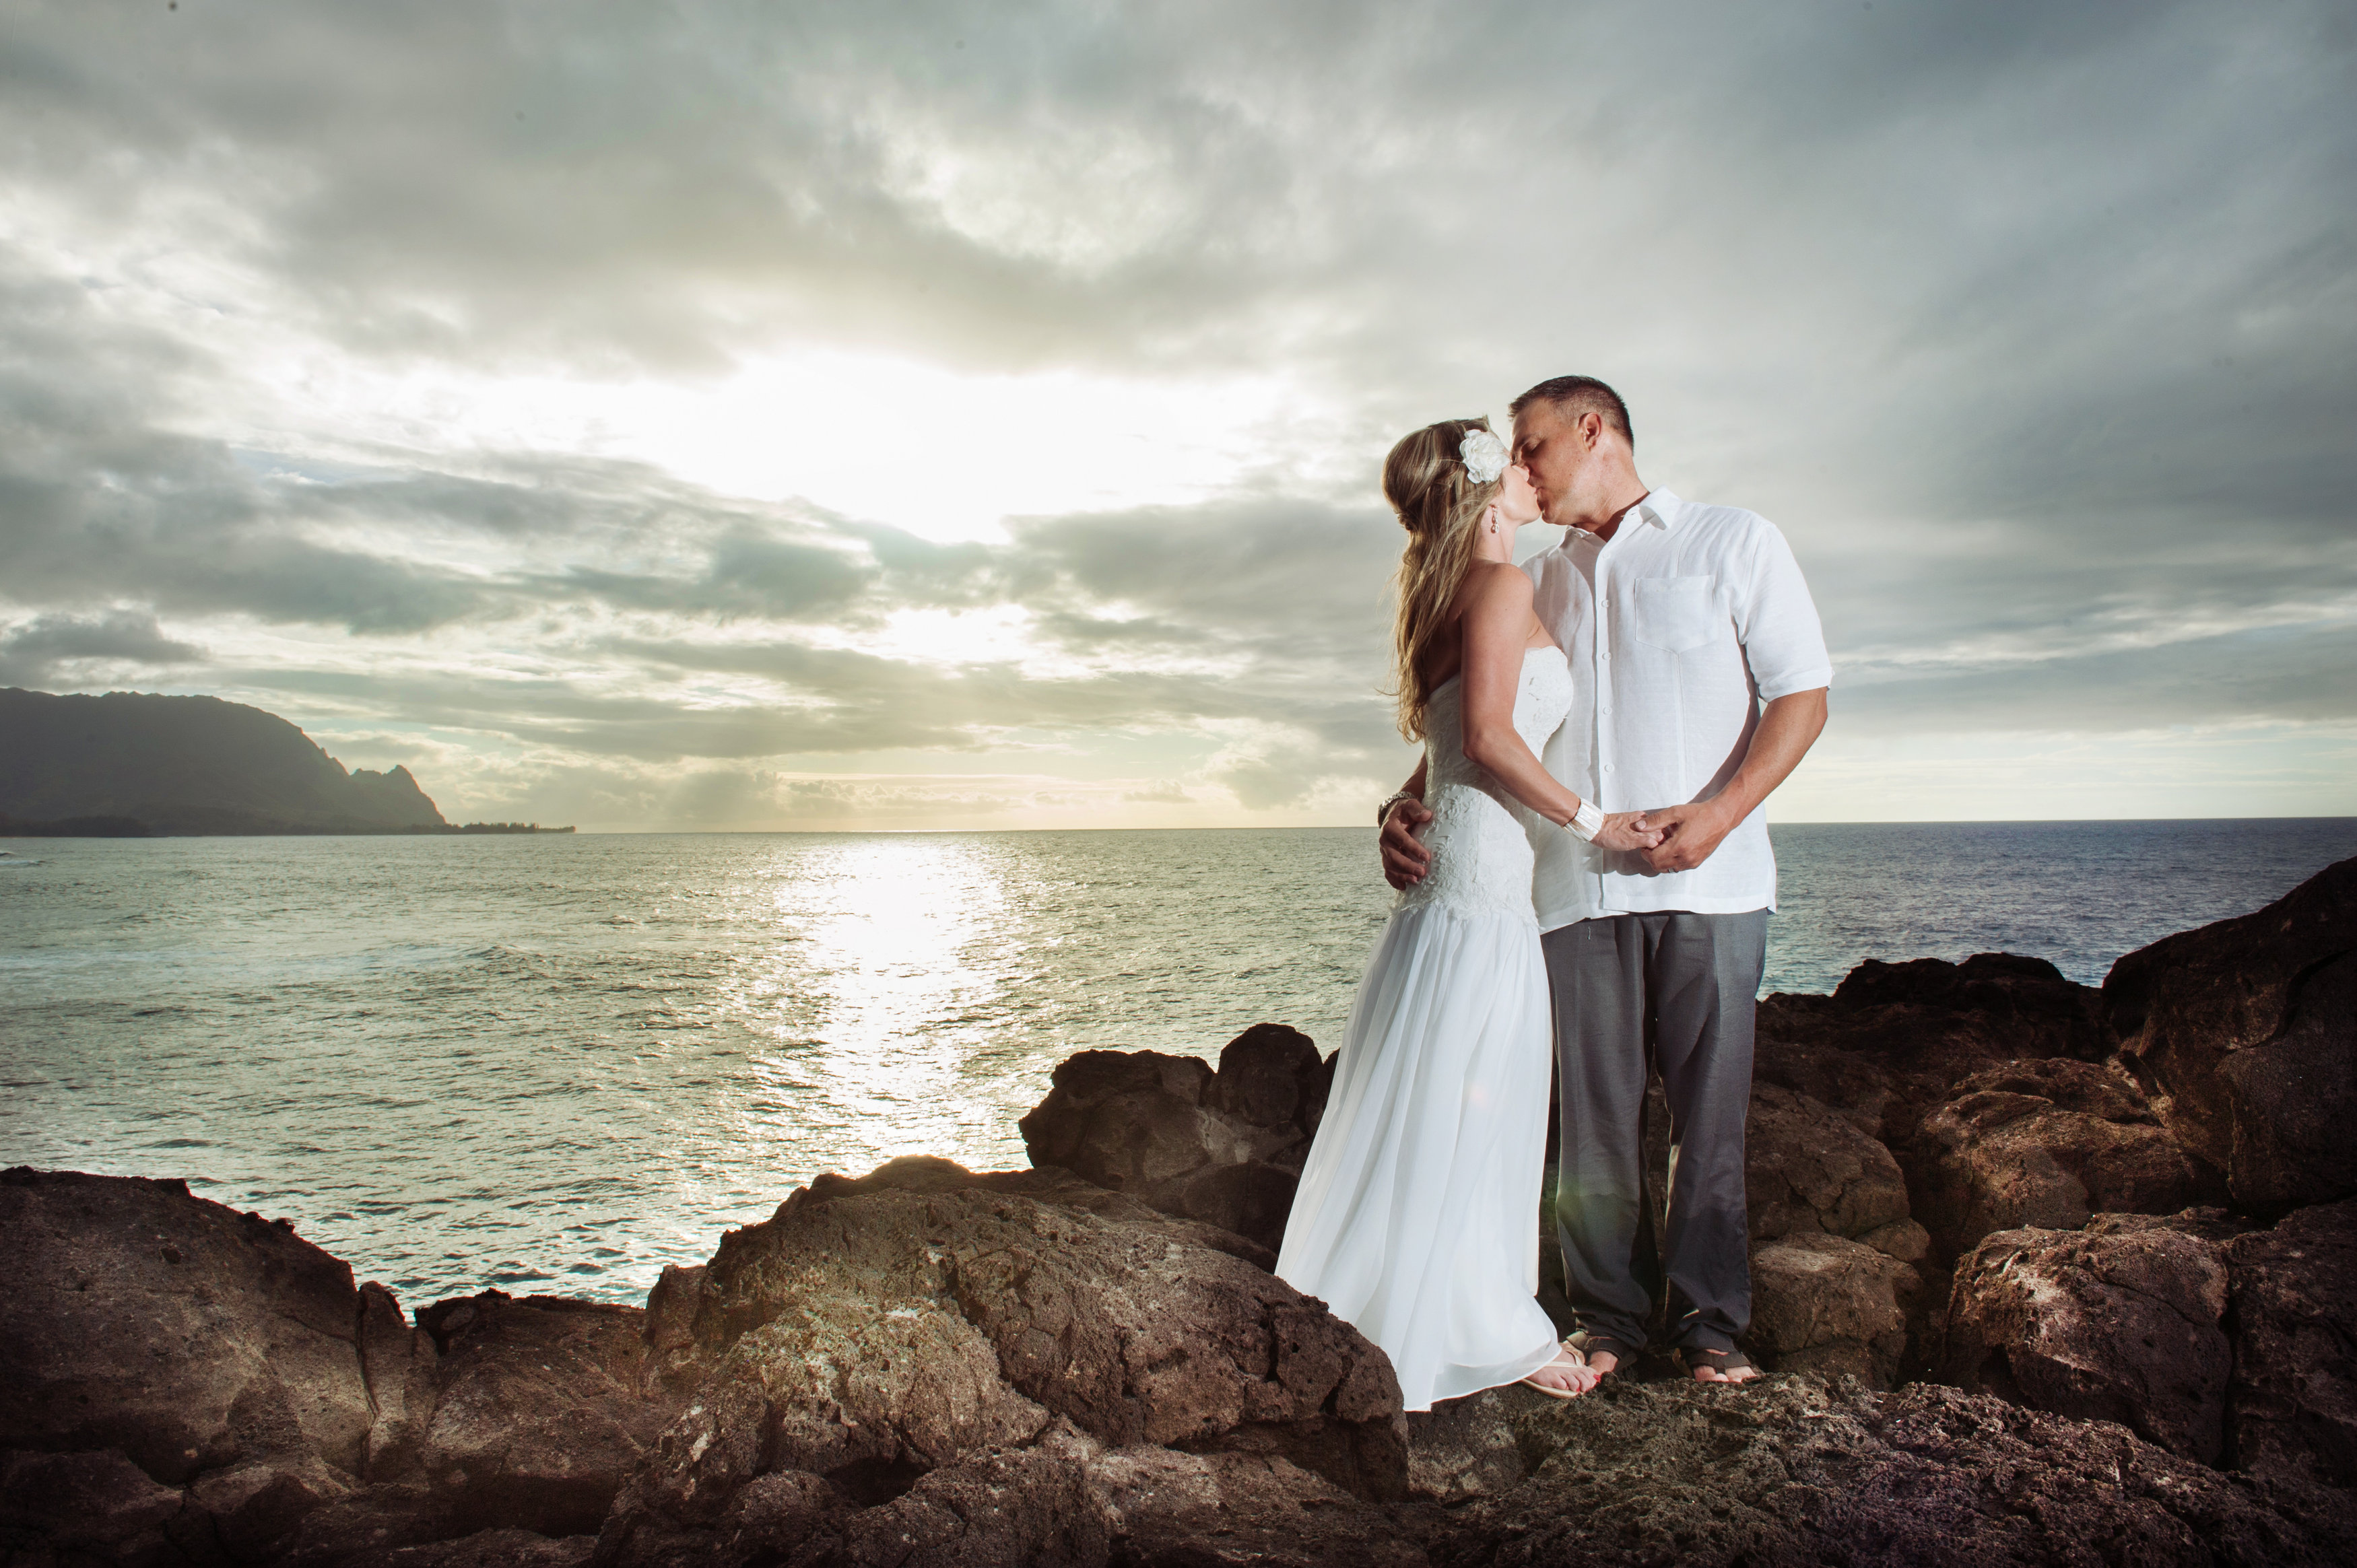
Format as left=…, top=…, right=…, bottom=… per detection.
left=4, top=856, right=2352, bottom=1566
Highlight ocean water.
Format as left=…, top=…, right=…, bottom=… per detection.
left=3, top=820, right=2353, bottom=1308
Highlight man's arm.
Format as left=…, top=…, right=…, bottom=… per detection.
left=1637, top=687, right=1826, bottom=873
left=1379, top=757, right=1431, bottom=889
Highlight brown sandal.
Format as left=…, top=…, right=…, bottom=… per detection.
left=1564, top=1331, right=1642, bottom=1383
left=1679, top=1345, right=1759, bottom=1383
left=1518, top=1346, right=1592, bottom=1400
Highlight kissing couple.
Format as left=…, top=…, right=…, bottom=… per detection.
left=1274, top=376, right=1832, bottom=1406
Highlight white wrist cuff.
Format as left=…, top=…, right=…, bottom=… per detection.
left=1565, top=799, right=1607, bottom=842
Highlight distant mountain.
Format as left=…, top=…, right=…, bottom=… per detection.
left=0, top=688, right=449, bottom=835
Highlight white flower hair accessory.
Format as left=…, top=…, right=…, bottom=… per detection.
left=1460, top=428, right=1509, bottom=484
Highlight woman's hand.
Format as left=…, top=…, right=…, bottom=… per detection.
left=1590, top=811, right=1664, bottom=854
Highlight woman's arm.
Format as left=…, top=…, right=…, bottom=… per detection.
left=1455, top=566, right=1659, bottom=852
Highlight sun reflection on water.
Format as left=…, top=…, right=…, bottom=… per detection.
left=727, top=836, right=1013, bottom=1174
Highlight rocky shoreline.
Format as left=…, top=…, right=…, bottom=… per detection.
left=5, top=857, right=2352, bottom=1566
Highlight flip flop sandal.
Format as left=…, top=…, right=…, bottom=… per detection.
left=1517, top=1346, right=1591, bottom=1401
left=1564, top=1331, right=1642, bottom=1383
left=1679, top=1345, right=1759, bottom=1383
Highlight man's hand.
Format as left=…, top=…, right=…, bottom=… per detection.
left=1591, top=811, right=1663, bottom=854
left=1381, top=799, right=1434, bottom=889
left=1637, top=800, right=1735, bottom=872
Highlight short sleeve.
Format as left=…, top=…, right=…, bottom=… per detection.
left=1736, top=519, right=1832, bottom=701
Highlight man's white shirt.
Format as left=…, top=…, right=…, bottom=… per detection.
left=1523, top=489, right=1832, bottom=931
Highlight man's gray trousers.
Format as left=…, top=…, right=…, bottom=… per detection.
left=1540, top=909, right=1768, bottom=1355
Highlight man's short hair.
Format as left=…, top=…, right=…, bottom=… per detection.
left=1509, top=376, right=1633, bottom=449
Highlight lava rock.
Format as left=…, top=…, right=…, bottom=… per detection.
left=1746, top=1232, right=1919, bottom=1386
left=0, top=1169, right=694, bottom=1567
left=594, top=1155, right=1406, bottom=1567
left=2106, top=855, right=2356, bottom=1210
left=359, top=1280, right=440, bottom=1482
left=1744, top=1081, right=1914, bottom=1248
left=1940, top=1212, right=2233, bottom=1462
left=0, top=1167, right=375, bottom=1485
left=411, top=1291, right=673, bottom=1539
left=339, top=1528, right=599, bottom=1568
left=0, top=1447, right=186, bottom=1566
left=634, top=1264, right=705, bottom=1400
left=1424, top=1376, right=2357, bottom=1568
left=1913, top=1058, right=2201, bottom=1259
left=2223, top=1196, right=2357, bottom=1489
left=823, top=1426, right=1108, bottom=1568
left=1755, top=952, right=2109, bottom=1150
left=1403, top=1386, right=1540, bottom=1503
left=1016, top=1025, right=1332, bottom=1252
left=1084, top=1445, right=1429, bottom=1568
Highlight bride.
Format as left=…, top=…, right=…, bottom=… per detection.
left=1275, top=417, right=1661, bottom=1408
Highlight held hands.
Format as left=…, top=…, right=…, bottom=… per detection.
left=1381, top=798, right=1436, bottom=889
left=1591, top=811, right=1665, bottom=854
left=1385, top=796, right=1665, bottom=883
left=1632, top=801, right=1733, bottom=871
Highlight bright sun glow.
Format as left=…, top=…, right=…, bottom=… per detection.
left=235, top=337, right=1310, bottom=543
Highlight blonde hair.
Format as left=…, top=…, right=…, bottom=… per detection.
left=1385, top=416, right=1503, bottom=741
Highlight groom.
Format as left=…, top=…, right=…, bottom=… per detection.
left=1379, top=375, right=1830, bottom=1385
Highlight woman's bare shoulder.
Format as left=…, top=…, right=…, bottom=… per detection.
left=1451, top=560, right=1535, bottom=617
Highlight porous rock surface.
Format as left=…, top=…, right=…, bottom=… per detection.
left=11, top=1160, right=2357, bottom=1566
left=0, top=1167, right=679, bottom=1567
left=1016, top=1022, right=1333, bottom=1254
left=1744, top=1080, right=1915, bottom=1248
left=1739, top=1083, right=1926, bottom=1384
left=0, top=1166, right=377, bottom=1487
left=1754, top=951, right=2111, bottom=1150
left=1913, top=1057, right=2203, bottom=1259
left=590, top=1154, right=1409, bottom=1567
left=1940, top=1210, right=2237, bottom=1463
left=405, top=1293, right=670, bottom=1538
left=1746, top=1231, right=1919, bottom=1386
left=15, top=859, right=2357, bottom=1565
left=1032, top=1037, right=1942, bottom=1388
left=2107, top=856, right=2357, bottom=1211
left=1418, top=1377, right=2357, bottom=1568
left=2223, top=1196, right=2357, bottom=1490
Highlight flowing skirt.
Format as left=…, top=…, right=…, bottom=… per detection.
left=1275, top=898, right=1560, bottom=1411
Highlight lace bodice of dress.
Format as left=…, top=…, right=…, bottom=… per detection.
left=1396, top=646, right=1575, bottom=922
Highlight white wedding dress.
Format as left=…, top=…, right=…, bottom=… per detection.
left=1276, top=644, right=1570, bottom=1410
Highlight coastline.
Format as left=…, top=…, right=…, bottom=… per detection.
left=5, top=855, right=2354, bottom=1565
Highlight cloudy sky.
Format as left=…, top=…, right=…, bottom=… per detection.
left=3, top=1, right=2351, bottom=830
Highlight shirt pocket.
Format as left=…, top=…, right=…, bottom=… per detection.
left=1630, top=576, right=1717, bottom=654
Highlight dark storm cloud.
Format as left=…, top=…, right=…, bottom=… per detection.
left=0, top=610, right=201, bottom=689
